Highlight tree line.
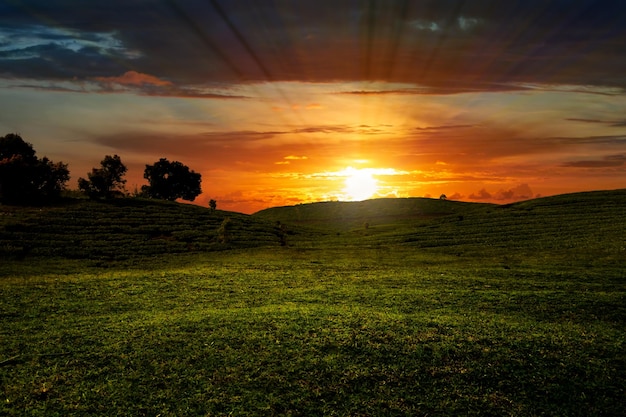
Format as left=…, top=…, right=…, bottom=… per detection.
left=0, top=133, right=202, bottom=205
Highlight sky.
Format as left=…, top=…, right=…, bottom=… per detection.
left=1, top=0, right=625, bottom=213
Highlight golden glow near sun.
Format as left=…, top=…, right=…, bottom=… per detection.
left=341, top=167, right=379, bottom=201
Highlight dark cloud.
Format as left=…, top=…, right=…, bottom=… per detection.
left=8, top=80, right=249, bottom=99
left=93, top=130, right=283, bottom=157
left=566, top=118, right=626, bottom=127
left=566, top=118, right=609, bottom=124
left=468, top=188, right=492, bottom=200
left=2, top=0, right=626, bottom=91
left=92, top=123, right=398, bottom=161
left=468, top=184, right=535, bottom=201
left=494, top=184, right=534, bottom=201
left=338, top=84, right=531, bottom=95
left=0, top=43, right=128, bottom=79
left=562, top=154, right=626, bottom=168
left=416, top=124, right=476, bottom=131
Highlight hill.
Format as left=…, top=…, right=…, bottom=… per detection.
left=255, top=189, right=626, bottom=262
left=253, top=197, right=494, bottom=230
left=1, top=189, right=624, bottom=264
left=394, top=189, right=626, bottom=260
left=1, top=191, right=625, bottom=415
left=0, top=198, right=286, bottom=263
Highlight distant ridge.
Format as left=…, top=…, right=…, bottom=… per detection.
left=253, top=190, right=626, bottom=227
left=253, top=197, right=494, bottom=229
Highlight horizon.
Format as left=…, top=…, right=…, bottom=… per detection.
left=1, top=1, right=626, bottom=214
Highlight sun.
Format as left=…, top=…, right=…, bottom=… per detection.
left=342, top=167, right=379, bottom=201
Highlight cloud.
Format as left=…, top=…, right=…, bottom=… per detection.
left=93, top=71, right=172, bottom=87
left=291, top=124, right=391, bottom=136
left=416, top=124, right=475, bottom=132
left=566, top=118, right=608, bottom=124
left=340, top=88, right=429, bottom=95
left=566, top=118, right=626, bottom=127
left=89, top=71, right=251, bottom=99
left=468, top=188, right=492, bottom=200
left=561, top=154, right=626, bottom=168
left=468, top=184, right=535, bottom=202
left=338, top=84, right=529, bottom=95
left=3, top=1, right=626, bottom=92
left=275, top=155, right=308, bottom=165
left=494, top=184, right=534, bottom=201
left=3, top=77, right=249, bottom=99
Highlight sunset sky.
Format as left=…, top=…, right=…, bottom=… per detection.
left=1, top=0, right=625, bottom=213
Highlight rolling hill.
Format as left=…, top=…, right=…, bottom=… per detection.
left=0, top=198, right=286, bottom=262
left=255, top=189, right=626, bottom=261
left=1, top=190, right=625, bottom=415
left=1, top=189, right=624, bottom=264
left=252, top=196, right=495, bottom=229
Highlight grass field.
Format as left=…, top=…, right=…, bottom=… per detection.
left=1, top=190, right=625, bottom=416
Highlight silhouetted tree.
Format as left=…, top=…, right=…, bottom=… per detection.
left=439, top=194, right=447, bottom=200
left=142, top=158, right=201, bottom=201
left=0, top=133, right=69, bottom=204
left=209, top=199, right=217, bottom=211
left=78, top=155, right=127, bottom=199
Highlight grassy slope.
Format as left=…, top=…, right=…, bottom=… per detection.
left=1, top=190, right=625, bottom=416
left=253, top=197, right=494, bottom=230
left=0, top=197, right=287, bottom=263
left=257, top=189, right=626, bottom=259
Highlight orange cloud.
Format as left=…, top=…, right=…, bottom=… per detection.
left=468, top=184, right=536, bottom=202
left=94, top=71, right=172, bottom=87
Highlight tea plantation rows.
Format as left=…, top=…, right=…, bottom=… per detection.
left=1, top=189, right=625, bottom=264
left=399, top=190, right=626, bottom=258
left=257, top=189, right=626, bottom=262
left=0, top=198, right=286, bottom=261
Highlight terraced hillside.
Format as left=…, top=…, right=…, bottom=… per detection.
left=0, top=198, right=286, bottom=261
left=254, top=196, right=494, bottom=229
left=2, top=189, right=624, bottom=264
left=397, top=189, right=626, bottom=257
left=1, top=190, right=625, bottom=416
left=255, top=189, right=626, bottom=261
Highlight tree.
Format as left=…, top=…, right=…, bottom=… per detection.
left=78, top=155, right=127, bottom=199
left=209, top=199, right=217, bottom=211
left=142, top=158, right=201, bottom=201
left=0, top=133, right=70, bottom=204
left=36, top=157, right=71, bottom=198
left=0, top=133, right=36, bottom=162
left=439, top=194, right=447, bottom=200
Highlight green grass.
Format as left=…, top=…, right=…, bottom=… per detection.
left=0, top=198, right=288, bottom=263
left=1, top=191, right=625, bottom=415
left=253, top=197, right=493, bottom=231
